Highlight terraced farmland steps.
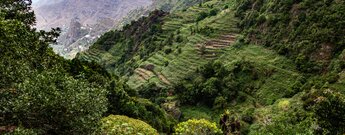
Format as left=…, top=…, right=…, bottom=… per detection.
left=127, top=33, right=238, bottom=89
left=196, top=34, right=237, bottom=59
left=134, top=68, right=155, bottom=81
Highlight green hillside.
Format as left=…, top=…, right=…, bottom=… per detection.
left=1, top=0, right=345, bottom=134
left=77, top=0, right=345, bottom=134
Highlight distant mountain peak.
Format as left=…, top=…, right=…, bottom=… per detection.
left=33, top=0, right=153, bottom=58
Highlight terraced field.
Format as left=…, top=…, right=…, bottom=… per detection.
left=78, top=49, right=115, bottom=63
left=76, top=0, right=242, bottom=89
left=195, top=34, right=237, bottom=59
left=127, top=1, right=240, bottom=89
left=220, top=45, right=301, bottom=105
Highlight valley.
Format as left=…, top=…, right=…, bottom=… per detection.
left=1, top=0, right=345, bottom=134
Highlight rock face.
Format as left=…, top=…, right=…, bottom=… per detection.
left=33, top=0, right=152, bottom=58
left=64, top=18, right=83, bottom=47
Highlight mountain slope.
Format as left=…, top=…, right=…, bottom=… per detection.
left=33, top=0, right=153, bottom=58
left=77, top=0, right=345, bottom=134
left=236, top=0, right=345, bottom=72
left=34, top=0, right=152, bottom=30
left=2, top=0, right=343, bottom=134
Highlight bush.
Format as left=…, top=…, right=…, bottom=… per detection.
left=213, top=96, right=227, bottom=109
left=164, top=61, right=170, bottom=67
left=174, top=119, right=222, bottom=135
left=98, top=115, right=158, bottom=135
left=164, top=48, right=173, bottom=54
left=209, top=9, right=219, bottom=16
left=175, top=35, right=184, bottom=43
left=177, top=47, right=182, bottom=54
left=196, top=11, right=209, bottom=22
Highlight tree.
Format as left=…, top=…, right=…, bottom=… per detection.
left=107, top=80, right=176, bottom=133
left=219, top=110, right=241, bottom=135
left=196, top=11, right=209, bottom=22
left=303, top=89, right=345, bottom=134
left=98, top=115, right=158, bottom=135
left=1, top=71, right=108, bottom=134
left=0, top=1, right=108, bottom=134
left=0, top=0, right=35, bottom=26
left=175, top=119, right=222, bottom=135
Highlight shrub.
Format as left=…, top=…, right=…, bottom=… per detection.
left=174, top=119, right=222, bottom=135
left=209, top=9, right=219, bottom=16
left=177, top=48, right=182, bottom=54
left=213, top=96, right=227, bottom=109
left=175, top=35, right=184, bottom=43
left=98, top=115, right=158, bottom=135
left=196, top=11, right=209, bottom=22
left=164, top=61, right=170, bottom=67
left=164, top=48, right=173, bottom=54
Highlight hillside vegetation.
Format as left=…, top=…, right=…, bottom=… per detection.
left=1, top=0, right=345, bottom=134
left=236, top=0, right=345, bottom=73
left=77, top=0, right=345, bottom=134
left=0, top=0, right=174, bottom=134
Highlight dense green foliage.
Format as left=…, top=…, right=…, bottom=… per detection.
left=236, top=0, right=345, bottom=72
left=175, top=61, right=247, bottom=107
left=234, top=0, right=345, bottom=133
left=80, top=0, right=345, bottom=134
left=2, top=0, right=345, bottom=134
left=0, top=1, right=107, bottom=134
left=106, top=80, right=176, bottom=133
left=98, top=115, right=158, bottom=135
left=3, top=71, right=107, bottom=134
left=303, top=89, right=345, bottom=134
left=174, top=54, right=300, bottom=107
left=4, top=127, right=38, bottom=135
left=174, top=119, right=222, bottom=135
